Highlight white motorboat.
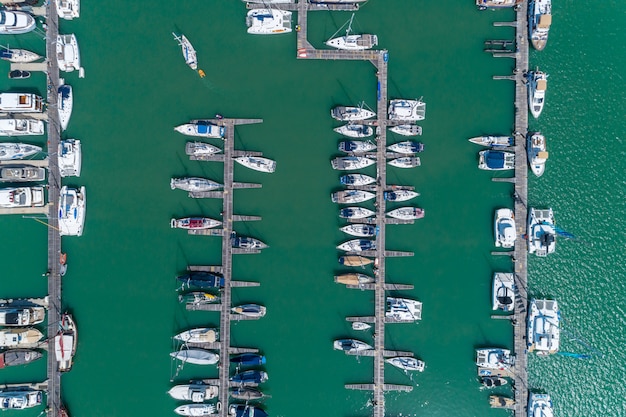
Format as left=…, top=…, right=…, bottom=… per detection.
left=527, top=132, right=548, bottom=177
left=338, top=140, right=376, bottom=153
left=58, top=186, right=86, bottom=236
left=171, top=217, right=222, bottom=230
left=0, top=11, right=36, bottom=35
left=333, top=339, right=372, bottom=353
left=235, top=156, right=276, bottom=173
left=173, top=32, right=198, bottom=70
left=340, top=173, right=375, bottom=186
left=351, top=322, right=371, bottom=331
left=528, top=393, right=554, bottom=417
left=331, top=190, right=375, bottom=204
left=174, top=328, right=218, bottom=344
left=185, top=142, right=222, bottom=157
left=331, top=105, right=376, bottom=121
left=56, top=34, right=81, bottom=72
left=0, top=305, right=45, bottom=326
left=0, top=186, right=44, bottom=208
left=246, top=9, right=292, bottom=35
left=175, top=121, right=225, bottom=138
left=58, top=139, right=82, bottom=177
left=0, top=143, right=41, bottom=160
left=468, top=135, right=514, bottom=147
left=389, top=124, right=422, bottom=136
left=339, top=206, right=375, bottom=219
left=492, top=272, right=515, bottom=312
left=528, top=70, right=547, bottom=118
left=527, top=299, right=560, bottom=355
left=0, top=48, right=41, bottom=63
left=0, top=328, right=43, bottom=348
left=168, top=382, right=218, bottom=402
left=58, top=85, right=73, bottom=131
left=527, top=208, right=556, bottom=257
left=337, top=239, right=376, bottom=252
left=0, top=118, right=44, bottom=136
left=331, top=156, right=375, bottom=171
left=385, top=356, right=425, bottom=372
left=528, top=0, right=552, bottom=51
left=340, top=224, right=376, bottom=237
left=476, top=0, right=521, bottom=9
left=171, top=177, right=222, bottom=192
left=388, top=99, right=426, bottom=121
left=174, top=404, right=217, bottom=416
left=325, top=14, right=377, bottom=51
left=232, top=304, right=266, bottom=318
left=0, top=165, right=45, bottom=182
left=334, top=123, right=373, bottom=138
left=54, top=312, right=77, bottom=372
left=170, top=349, right=219, bottom=365
left=478, top=150, right=515, bottom=170
left=334, top=273, right=375, bottom=285
left=494, top=208, right=516, bottom=248
left=386, top=297, right=422, bottom=321
left=475, top=348, right=513, bottom=370
left=57, top=0, right=80, bottom=20
left=0, top=93, right=43, bottom=113
left=231, top=235, right=268, bottom=250
left=387, top=141, right=424, bottom=154
left=386, top=207, right=425, bottom=220
left=383, top=190, right=419, bottom=202
left=388, top=157, right=421, bottom=168
left=0, top=387, right=42, bottom=410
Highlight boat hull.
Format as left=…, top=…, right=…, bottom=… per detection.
left=334, top=124, right=373, bottom=138
left=0, top=349, right=42, bottom=368
left=58, top=139, right=81, bottom=177
left=58, top=186, right=86, bottom=236
left=388, top=157, right=421, bottom=168
left=235, top=156, right=276, bottom=173
left=492, top=273, right=515, bottom=311
left=389, top=124, right=422, bottom=136
left=175, top=121, right=224, bottom=138
left=339, top=207, right=375, bottom=219
left=0, top=143, right=42, bottom=160
left=170, top=349, right=219, bottom=365
left=246, top=9, right=292, bottom=35
left=58, top=85, right=73, bottom=131
left=338, top=255, right=374, bottom=267
left=386, top=207, right=424, bottom=220
left=494, top=208, right=516, bottom=248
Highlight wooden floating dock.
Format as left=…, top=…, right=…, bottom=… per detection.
left=10, top=62, right=48, bottom=72
left=0, top=205, right=50, bottom=216
left=345, top=383, right=413, bottom=392
left=0, top=159, right=49, bottom=167
left=188, top=265, right=223, bottom=273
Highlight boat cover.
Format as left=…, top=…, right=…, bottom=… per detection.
left=485, top=151, right=506, bottom=168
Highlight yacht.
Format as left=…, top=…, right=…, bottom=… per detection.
left=171, top=177, right=222, bottom=192
left=58, top=186, right=86, bottom=236
left=0, top=93, right=43, bottom=113
left=232, top=304, right=266, bottom=318
left=339, top=206, right=375, bottom=219
left=175, top=120, right=225, bottom=138
left=174, top=328, right=218, bottom=344
left=334, top=123, right=373, bottom=138
left=174, top=404, right=217, bottom=416
left=386, top=297, right=422, bottom=321
left=338, top=140, right=376, bottom=153
left=230, top=353, right=266, bottom=366
left=0, top=186, right=44, bottom=208
left=185, top=142, right=222, bottom=157
left=177, top=272, right=225, bottom=290
left=234, top=156, right=276, bottom=173
left=0, top=349, right=42, bottom=368
left=58, top=139, right=82, bottom=177
left=388, top=99, right=426, bottom=121
left=0, top=48, right=41, bottom=63
left=475, top=348, right=513, bottom=370
left=476, top=0, right=522, bottom=9
left=333, top=339, right=372, bottom=353
left=230, top=387, right=267, bottom=401
left=246, top=9, right=292, bottom=35
left=230, top=370, right=268, bottom=385
left=340, top=224, right=376, bottom=237
left=326, top=15, right=377, bottom=51
left=492, top=273, right=515, bottom=312
left=528, top=393, right=554, bottom=417
left=337, top=239, right=376, bottom=252
left=528, top=0, right=552, bottom=51
left=482, top=377, right=508, bottom=388
left=494, top=208, right=516, bottom=248
left=228, top=405, right=268, bottom=417
left=478, top=150, right=515, bottom=170
left=331, top=156, right=375, bottom=170
left=384, top=190, right=419, bottom=202
left=334, top=273, right=375, bottom=286
left=340, top=173, right=375, bottom=186
left=0, top=166, right=45, bottom=182
left=0, top=11, right=36, bottom=34
left=468, top=135, right=514, bottom=147
left=170, top=348, right=219, bottom=365
left=178, top=292, right=219, bottom=306
left=56, top=34, right=81, bottom=72
left=171, top=217, right=222, bottom=230
left=173, top=33, right=197, bottom=70
left=0, top=118, right=44, bottom=136
left=527, top=208, right=556, bottom=257
left=351, top=322, right=371, bottom=331
left=387, top=141, right=424, bottom=154
left=527, top=132, right=548, bottom=177
left=58, top=85, right=73, bottom=130
left=54, top=312, right=77, bottom=372
left=331, top=190, right=375, bottom=204
left=386, top=207, right=425, bottom=220
left=231, top=235, right=268, bottom=250
left=527, top=299, right=560, bottom=355
left=0, top=143, right=41, bottom=160
left=528, top=70, right=547, bottom=118
left=57, top=0, right=80, bottom=20
left=0, top=387, right=42, bottom=410
left=389, top=124, right=422, bottom=136
left=385, top=356, right=425, bottom=372
left=0, top=305, right=45, bottom=326
left=168, top=382, right=218, bottom=402
left=0, top=328, right=43, bottom=348
left=338, top=255, right=374, bottom=267
left=331, top=105, right=376, bottom=121
left=388, top=157, right=420, bottom=168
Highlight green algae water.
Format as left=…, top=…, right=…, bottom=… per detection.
left=1, top=1, right=625, bottom=416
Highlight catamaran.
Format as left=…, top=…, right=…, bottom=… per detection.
left=527, top=208, right=556, bottom=257
left=173, top=32, right=198, bottom=71
left=475, top=348, right=513, bottom=369
left=527, top=299, right=560, bottom=355
left=56, top=34, right=81, bottom=73
left=388, top=99, right=426, bottom=121
left=58, top=186, right=86, bottom=236
left=246, top=9, right=292, bottom=35
left=57, top=0, right=80, bottom=20
left=325, top=14, right=378, bottom=51
left=386, top=297, right=422, bottom=321
left=58, top=139, right=82, bottom=177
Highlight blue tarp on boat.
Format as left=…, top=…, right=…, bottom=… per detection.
left=485, top=151, right=505, bottom=169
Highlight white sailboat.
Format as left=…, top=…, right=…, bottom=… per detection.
left=234, top=156, right=276, bottom=173
left=325, top=14, right=378, bottom=51
left=173, top=33, right=198, bottom=71
left=58, top=85, right=73, bottom=131
left=0, top=47, right=41, bottom=63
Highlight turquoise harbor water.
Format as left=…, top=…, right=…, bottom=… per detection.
left=0, top=1, right=625, bottom=416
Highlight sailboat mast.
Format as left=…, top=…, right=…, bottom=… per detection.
left=345, top=13, right=354, bottom=37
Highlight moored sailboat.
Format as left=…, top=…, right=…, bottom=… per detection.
left=334, top=123, right=373, bottom=138
left=468, top=135, right=514, bottom=147
left=340, top=224, right=376, bottom=237
left=527, top=208, right=556, bottom=257
left=325, top=14, right=378, bottom=51
left=173, top=32, right=198, bottom=71
left=331, top=105, right=375, bottom=121
left=388, top=157, right=421, bottom=168
left=174, top=328, right=218, bottom=344
left=383, top=190, right=419, bottom=202
left=388, top=99, right=426, bottom=121
left=339, top=173, right=375, bottom=186
left=331, top=190, right=375, bottom=204
left=58, top=85, right=73, bottom=131
left=54, top=312, right=77, bottom=372
left=246, top=9, right=292, bottom=35
left=0, top=143, right=41, bottom=160
left=333, top=338, right=372, bottom=353
left=386, top=207, right=424, bottom=220
left=177, top=272, right=225, bottom=290
left=389, top=124, right=422, bottom=136
left=0, top=349, right=42, bottom=368
left=339, top=206, right=375, bottom=219
left=0, top=48, right=41, bottom=63
left=387, top=141, right=424, bottom=154
left=171, top=217, right=222, bottom=230
left=337, top=239, right=376, bottom=252
left=231, top=304, right=266, bottom=318
left=331, top=156, right=375, bottom=171
left=171, top=177, right=222, bottom=192
left=175, top=120, right=225, bottom=138
left=338, top=255, right=374, bottom=267
left=334, top=273, right=375, bottom=286
left=385, top=356, right=425, bottom=372
left=170, top=348, right=219, bottom=365
left=234, top=156, right=276, bottom=173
